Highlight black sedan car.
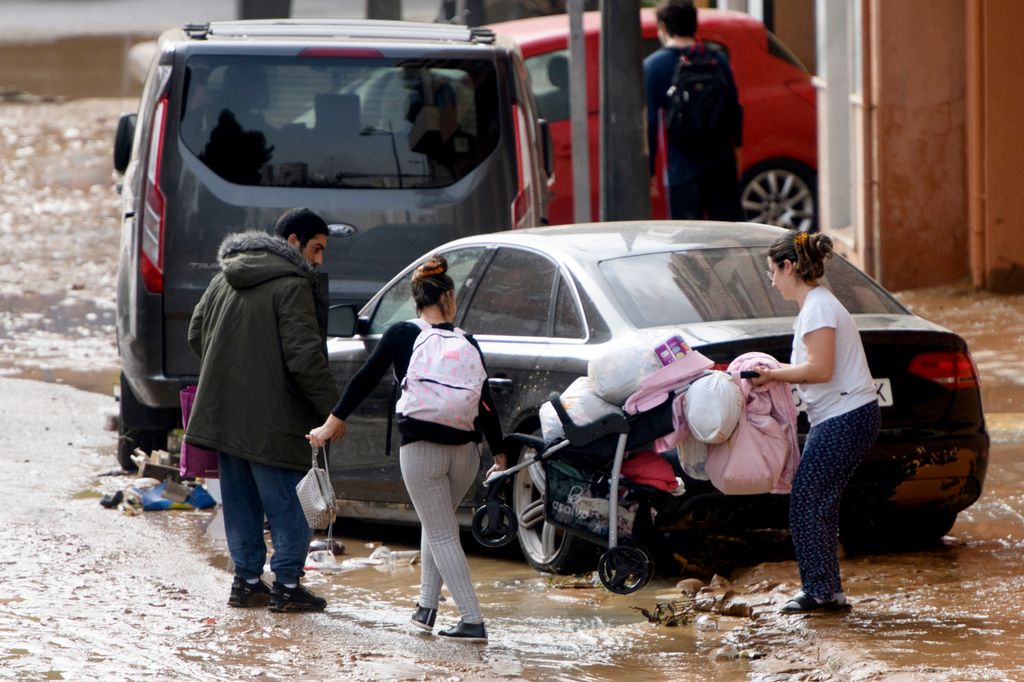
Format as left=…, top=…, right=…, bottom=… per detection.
left=326, top=221, right=988, bottom=574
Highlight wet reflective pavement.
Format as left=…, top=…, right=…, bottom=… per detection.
left=2, top=97, right=1024, bottom=680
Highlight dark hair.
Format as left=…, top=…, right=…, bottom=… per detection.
left=274, top=208, right=328, bottom=248
left=768, top=231, right=834, bottom=282
left=411, top=255, right=454, bottom=312
left=656, top=0, right=698, bottom=38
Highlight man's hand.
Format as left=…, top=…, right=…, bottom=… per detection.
left=307, top=414, right=346, bottom=448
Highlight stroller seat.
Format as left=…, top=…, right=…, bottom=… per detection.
left=544, top=391, right=676, bottom=466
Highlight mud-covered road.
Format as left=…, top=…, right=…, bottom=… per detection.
left=2, top=97, right=1024, bottom=680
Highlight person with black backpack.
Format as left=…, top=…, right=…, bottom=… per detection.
left=644, top=0, right=744, bottom=221
left=306, top=256, right=507, bottom=643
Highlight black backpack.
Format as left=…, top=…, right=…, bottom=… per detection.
left=665, top=43, right=732, bottom=153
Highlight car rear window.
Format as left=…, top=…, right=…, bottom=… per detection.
left=599, top=247, right=906, bottom=328
left=180, top=54, right=500, bottom=189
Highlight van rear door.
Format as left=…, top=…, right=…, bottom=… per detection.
left=160, top=46, right=521, bottom=377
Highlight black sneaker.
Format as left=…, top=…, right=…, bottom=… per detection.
left=410, top=604, right=437, bottom=632
left=268, top=582, right=327, bottom=613
left=437, top=619, right=487, bottom=642
left=227, top=576, right=272, bottom=608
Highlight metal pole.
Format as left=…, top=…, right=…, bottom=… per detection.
left=599, top=0, right=650, bottom=221
left=568, top=0, right=591, bottom=223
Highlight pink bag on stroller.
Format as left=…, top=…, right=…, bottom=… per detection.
left=179, top=385, right=219, bottom=479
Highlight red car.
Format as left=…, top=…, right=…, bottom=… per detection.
left=491, top=9, right=817, bottom=230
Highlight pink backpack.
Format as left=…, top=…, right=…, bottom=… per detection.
left=395, top=319, right=488, bottom=431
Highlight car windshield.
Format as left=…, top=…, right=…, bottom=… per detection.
left=599, top=247, right=906, bottom=327
left=180, top=55, right=500, bottom=189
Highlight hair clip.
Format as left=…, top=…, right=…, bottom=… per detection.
left=418, top=264, right=445, bottom=277
left=794, top=232, right=810, bottom=247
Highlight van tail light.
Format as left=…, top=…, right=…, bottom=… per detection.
left=908, top=351, right=980, bottom=389
left=139, top=96, right=168, bottom=294
left=510, top=103, right=529, bottom=228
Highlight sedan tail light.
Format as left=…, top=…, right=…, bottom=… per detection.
left=139, top=96, right=168, bottom=294
left=908, top=351, right=980, bottom=389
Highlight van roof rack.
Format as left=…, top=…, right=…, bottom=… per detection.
left=187, top=20, right=495, bottom=44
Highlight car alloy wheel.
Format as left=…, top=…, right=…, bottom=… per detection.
left=740, top=160, right=817, bottom=232
left=511, top=445, right=599, bottom=574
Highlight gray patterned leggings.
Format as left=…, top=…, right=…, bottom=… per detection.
left=399, top=441, right=483, bottom=624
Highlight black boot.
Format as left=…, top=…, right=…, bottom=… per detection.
left=437, top=619, right=487, bottom=642
left=410, top=604, right=437, bottom=632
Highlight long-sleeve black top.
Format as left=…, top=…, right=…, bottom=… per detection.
left=331, top=320, right=505, bottom=452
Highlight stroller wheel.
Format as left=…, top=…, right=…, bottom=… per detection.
left=471, top=503, right=518, bottom=548
left=597, top=546, right=653, bottom=595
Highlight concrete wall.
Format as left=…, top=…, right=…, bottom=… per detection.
left=967, top=0, right=1024, bottom=292
left=871, top=0, right=967, bottom=290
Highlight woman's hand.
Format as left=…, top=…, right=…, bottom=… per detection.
left=486, top=453, right=507, bottom=479
left=307, top=414, right=347, bottom=448
left=749, top=365, right=772, bottom=386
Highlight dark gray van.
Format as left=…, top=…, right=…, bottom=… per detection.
left=113, top=19, right=552, bottom=468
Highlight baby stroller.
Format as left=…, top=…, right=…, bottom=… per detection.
left=472, top=369, right=759, bottom=595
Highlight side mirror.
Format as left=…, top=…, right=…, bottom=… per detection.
left=113, top=113, right=137, bottom=174
left=326, top=304, right=359, bottom=337
left=539, top=118, right=554, bottom=179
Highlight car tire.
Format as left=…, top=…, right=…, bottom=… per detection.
left=739, top=159, right=818, bottom=232
left=839, top=510, right=958, bottom=553
left=511, top=437, right=600, bottom=575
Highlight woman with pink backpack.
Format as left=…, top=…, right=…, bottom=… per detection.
left=307, top=256, right=507, bottom=642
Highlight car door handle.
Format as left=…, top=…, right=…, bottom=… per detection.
left=488, top=377, right=513, bottom=393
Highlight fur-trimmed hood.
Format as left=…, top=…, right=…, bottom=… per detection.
left=217, top=230, right=313, bottom=290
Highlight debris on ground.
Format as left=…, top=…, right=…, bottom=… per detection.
left=547, top=572, right=599, bottom=589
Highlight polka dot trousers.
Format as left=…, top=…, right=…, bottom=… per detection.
left=790, top=400, right=881, bottom=601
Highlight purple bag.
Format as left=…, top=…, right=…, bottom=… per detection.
left=180, top=385, right=219, bottom=479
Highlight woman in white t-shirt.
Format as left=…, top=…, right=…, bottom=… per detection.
left=751, top=231, right=881, bottom=613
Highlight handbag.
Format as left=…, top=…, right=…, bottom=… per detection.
left=179, top=385, right=219, bottom=479
left=295, top=445, right=336, bottom=530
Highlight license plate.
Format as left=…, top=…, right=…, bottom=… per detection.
left=793, top=378, right=892, bottom=413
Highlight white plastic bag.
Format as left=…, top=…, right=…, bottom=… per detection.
left=587, top=331, right=667, bottom=404
left=684, top=371, right=744, bottom=444
left=540, top=376, right=623, bottom=443
left=678, top=435, right=710, bottom=480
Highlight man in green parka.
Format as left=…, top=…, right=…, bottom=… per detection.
left=185, top=208, right=339, bottom=612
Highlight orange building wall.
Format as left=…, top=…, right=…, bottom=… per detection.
left=968, top=0, right=1024, bottom=292
left=872, top=0, right=967, bottom=290
left=772, top=0, right=815, bottom=73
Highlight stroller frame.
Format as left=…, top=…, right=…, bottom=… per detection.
left=482, top=392, right=668, bottom=593
left=476, top=369, right=760, bottom=594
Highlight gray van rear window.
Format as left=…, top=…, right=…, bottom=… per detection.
left=180, top=55, right=500, bottom=189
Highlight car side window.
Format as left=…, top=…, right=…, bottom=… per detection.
left=463, top=248, right=557, bottom=337
left=553, top=275, right=585, bottom=339
left=368, top=246, right=487, bottom=334
left=524, top=49, right=570, bottom=122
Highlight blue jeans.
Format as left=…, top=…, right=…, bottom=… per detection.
left=217, top=451, right=311, bottom=585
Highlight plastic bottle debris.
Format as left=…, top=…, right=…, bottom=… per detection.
left=368, top=545, right=420, bottom=564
